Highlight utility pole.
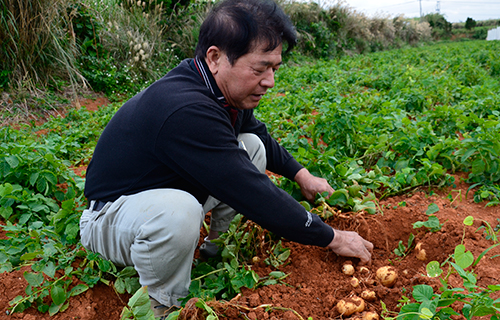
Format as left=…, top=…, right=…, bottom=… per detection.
left=436, top=0, right=441, bottom=13
left=419, top=0, right=423, bottom=19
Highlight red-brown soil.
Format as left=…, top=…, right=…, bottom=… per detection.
left=1, top=99, right=499, bottom=320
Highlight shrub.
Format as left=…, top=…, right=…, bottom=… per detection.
left=0, top=0, right=84, bottom=91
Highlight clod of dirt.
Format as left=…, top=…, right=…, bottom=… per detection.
left=375, top=266, right=398, bottom=287
left=178, top=298, right=207, bottom=320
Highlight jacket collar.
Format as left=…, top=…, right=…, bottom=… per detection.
left=191, top=56, right=227, bottom=107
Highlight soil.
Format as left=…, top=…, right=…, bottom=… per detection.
left=1, top=98, right=499, bottom=320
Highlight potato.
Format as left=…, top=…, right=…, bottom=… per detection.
left=350, top=277, right=360, bottom=288
left=342, top=263, right=355, bottom=275
left=353, top=296, right=366, bottom=313
left=358, top=266, right=370, bottom=274
left=362, top=311, right=380, bottom=320
left=360, top=290, right=376, bottom=301
left=336, top=296, right=365, bottom=316
left=251, top=256, right=260, bottom=264
left=375, top=266, right=398, bottom=287
left=336, top=299, right=357, bottom=316
left=415, top=242, right=427, bottom=261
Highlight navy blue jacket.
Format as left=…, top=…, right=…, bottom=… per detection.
left=84, top=58, right=334, bottom=247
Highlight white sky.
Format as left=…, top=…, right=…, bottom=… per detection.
left=311, top=0, right=500, bottom=23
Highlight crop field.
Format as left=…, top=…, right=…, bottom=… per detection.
left=1, top=40, right=499, bottom=320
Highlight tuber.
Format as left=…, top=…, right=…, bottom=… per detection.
left=360, top=290, right=376, bottom=301
left=375, top=266, right=398, bottom=287
left=336, top=296, right=365, bottom=316
left=350, top=277, right=360, bottom=288
left=362, top=311, right=380, bottom=320
left=358, top=266, right=370, bottom=274
left=342, top=263, right=355, bottom=275
left=415, top=242, right=427, bottom=261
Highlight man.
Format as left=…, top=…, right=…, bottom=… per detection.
left=80, top=0, right=373, bottom=318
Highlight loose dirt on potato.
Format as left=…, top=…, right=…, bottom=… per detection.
left=1, top=98, right=499, bottom=320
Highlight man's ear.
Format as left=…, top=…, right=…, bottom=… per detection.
left=205, top=46, right=222, bottom=75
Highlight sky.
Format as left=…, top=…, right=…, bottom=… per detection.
left=311, top=0, right=500, bottom=23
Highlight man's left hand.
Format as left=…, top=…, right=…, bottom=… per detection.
left=294, top=168, right=334, bottom=202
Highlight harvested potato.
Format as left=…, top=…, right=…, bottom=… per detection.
left=353, top=296, right=366, bottom=313
left=376, top=266, right=398, bottom=287
left=336, top=296, right=365, bottom=316
left=360, top=290, right=376, bottom=301
left=362, top=311, right=380, bottom=320
left=342, top=263, right=355, bottom=275
left=415, top=242, right=427, bottom=261
left=358, top=266, right=370, bottom=274
left=350, top=277, right=360, bottom=288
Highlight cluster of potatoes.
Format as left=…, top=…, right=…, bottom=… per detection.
left=336, top=261, right=398, bottom=319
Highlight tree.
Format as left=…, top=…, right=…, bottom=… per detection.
left=465, top=17, right=476, bottom=30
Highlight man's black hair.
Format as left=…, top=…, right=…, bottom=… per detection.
left=195, top=0, right=297, bottom=64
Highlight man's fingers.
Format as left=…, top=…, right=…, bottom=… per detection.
left=363, top=239, right=374, bottom=252
left=358, top=246, right=372, bottom=265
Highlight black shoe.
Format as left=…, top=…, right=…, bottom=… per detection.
left=199, top=237, right=219, bottom=259
left=150, top=297, right=180, bottom=319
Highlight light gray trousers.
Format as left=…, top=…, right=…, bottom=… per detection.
left=79, top=133, right=266, bottom=307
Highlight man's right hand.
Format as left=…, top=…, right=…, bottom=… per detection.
left=327, top=228, right=373, bottom=265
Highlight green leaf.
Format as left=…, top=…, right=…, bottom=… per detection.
left=36, top=178, right=48, bottom=194
left=118, top=266, right=138, bottom=278
left=472, top=158, right=486, bottom=175
left=98, top=258, right=112, bottom=272
left=50, top=284, right=67, bottom=306
left=326, top=189, right=349, bottom=207
left=115, top=278, right=125, bottom=294
left=24, top=272, right=44, bottom=287
left=413, top=284, right=434, bottom=302
left=426, top=261, right=443, bottom=277
left=42, top=171, right=57, bottom=186
left=269, top=271, right=286, bottom=279
left=42, top=261, right=56, bottom=278
left=347, top=184, right=363, bottom=197
left=48, top=303, right=62, bottom=316
left=299, top=201, right=311, bottom=211
left=461, top=148, right=477, bottom=162
left=70, top=284, right=89, bottom=296
left=0, top=183, right=14, bottom=196
left=20, top=251, right=41, bottom=261
left=128, top=286, right=150, bottom=308
left=419, top=307, right=434, bottom=319
left=29, top=173, right=39, bottom=187
left=463, top=216, right=474, bottom=226
left=454, top=244, right=474, bottom=269
left=5, top=155, right=20, bottom=169
left=426, top=203, right=440, bottom=215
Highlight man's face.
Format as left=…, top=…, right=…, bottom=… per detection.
left=209, top=43, right=282, bottom=110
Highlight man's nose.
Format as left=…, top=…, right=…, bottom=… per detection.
left=260, top=69, right=275, bottom=88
